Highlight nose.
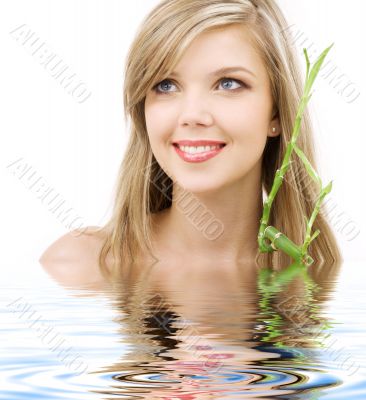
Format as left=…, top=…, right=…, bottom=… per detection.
left=177, top=93, right=214, bottom=127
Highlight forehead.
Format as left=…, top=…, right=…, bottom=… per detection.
left=170, top=24, right=267, bottom=81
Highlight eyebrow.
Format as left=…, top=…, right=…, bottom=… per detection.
left=170, top=66, right=257, bottom=79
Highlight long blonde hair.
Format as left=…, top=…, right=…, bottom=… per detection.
left=90, top=0, right=342, bottom=278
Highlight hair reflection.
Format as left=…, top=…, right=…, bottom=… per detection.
left=86, top=257, right=342, bottom=399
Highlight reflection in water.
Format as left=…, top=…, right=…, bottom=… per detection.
left=6, top=257, right=364, bottom=398
left=257, top=262, right=327, bottom=347
left=82, top=258, right=343, bottom=399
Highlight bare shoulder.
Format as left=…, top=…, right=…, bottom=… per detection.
left=39, top=226, right=109, bottom=288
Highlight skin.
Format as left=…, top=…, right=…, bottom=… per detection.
left=39, top=24, right=282, bottom=290
left=145, top=24, right=281, bottom=265
left=40, top=24, right=284, bottom=327
left=37, top=26, right=325, bottom=394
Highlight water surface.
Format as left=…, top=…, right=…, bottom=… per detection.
left=1, top=259, right=366, bottom=399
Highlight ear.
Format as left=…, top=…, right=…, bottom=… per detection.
left=268, top=112, right=281, bottom=138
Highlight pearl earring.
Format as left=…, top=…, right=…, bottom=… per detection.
left=272, top=127, right=276, bottom=133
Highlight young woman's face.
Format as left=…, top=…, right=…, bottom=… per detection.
left=144, top=24, right=279, bottom=194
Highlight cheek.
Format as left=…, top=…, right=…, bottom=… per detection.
left=220, top=99, right=270, bottom=169
left=220, top=99, right=269, bottom=144
left=144, top=103, right=177, bottom=175
left=145, top=103, right=176, bottom=145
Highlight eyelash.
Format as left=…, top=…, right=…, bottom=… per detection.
left=152, top=77, right=249, bottom=95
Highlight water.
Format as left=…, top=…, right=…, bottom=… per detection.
left=1, top=259, right=366, bottom=399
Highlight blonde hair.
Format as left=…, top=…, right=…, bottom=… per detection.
left=90, top=0, right=342, bottom=278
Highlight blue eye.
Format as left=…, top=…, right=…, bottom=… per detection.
left=154, top=79, right=177, bottom=93
left=152, top=77, right=248, bottom=94
left=219, top=78, right=243, bottom=90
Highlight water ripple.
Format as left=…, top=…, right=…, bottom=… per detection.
left=2, top=261, right=366, bottom=400
left=80, top=364, right=343, bottom=398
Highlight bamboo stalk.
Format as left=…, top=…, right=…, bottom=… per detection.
left=257, top=44, right=335, bottom=266
left=264, top=226, right=314, bottom=266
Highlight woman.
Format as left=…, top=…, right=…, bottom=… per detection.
left=40, top=0, right=342, bottom=286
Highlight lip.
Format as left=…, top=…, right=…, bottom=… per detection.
left=173, top=140, right=226, bottom=147
left=173, top=142, right=226, bottom=163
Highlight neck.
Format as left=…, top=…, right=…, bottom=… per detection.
left=152, top=171, right=264, bottom=264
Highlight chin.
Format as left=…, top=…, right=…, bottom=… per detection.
left=173, top=177, right=226, bottom=196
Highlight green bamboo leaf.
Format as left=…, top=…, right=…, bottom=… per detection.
left=307, top=43, right=334, bottom=91
left=324, top=180, right=333, bottom=194
left=302, top=229, right=320, bottom=254
left=304, top=48, right=310, bottom=81
left=299, top=92, right=313, bottom=113
left=314, top=182, right=332, bottom=205
left=293, top=144, right=322, bottom=186
left=309, top=229, right=320, bottom=244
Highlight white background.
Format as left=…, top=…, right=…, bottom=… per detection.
left=0, top=0, right=365, bottom=279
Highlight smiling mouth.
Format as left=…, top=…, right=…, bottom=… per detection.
left=173, top=143, right=226, bottom=154
left=172, top=143, right=227, bottom=163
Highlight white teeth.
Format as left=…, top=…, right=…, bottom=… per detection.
left=178, top=145, right=222, bottom=154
